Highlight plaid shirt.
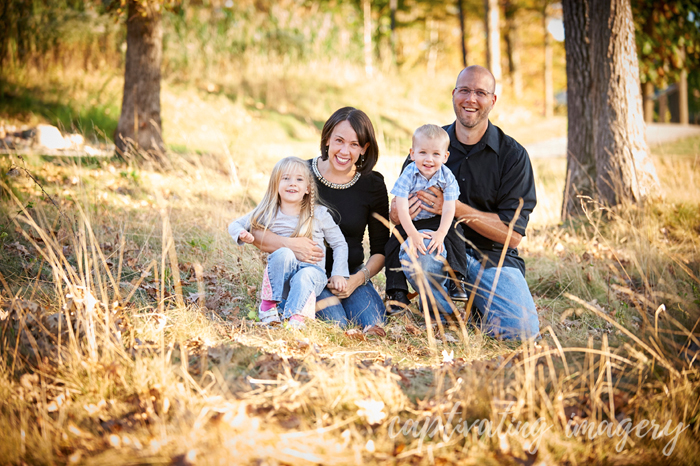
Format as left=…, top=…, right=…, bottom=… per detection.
left=390, top=162, right=460, bottom=221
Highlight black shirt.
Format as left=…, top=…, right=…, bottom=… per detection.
left=402, top=121, right=536, bottom=273
left=308, top=159, right=390, bottom=276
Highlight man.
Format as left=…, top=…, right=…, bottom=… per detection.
left=385, top=65, right=539, bottom=340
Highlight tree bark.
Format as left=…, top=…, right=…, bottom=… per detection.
left=457, top=0, right=468, bottom=67
left=485, top=0, right=502, bottom=94
left=561, top=0, right=595, bottom=219
left=115, top=0, right=164, bottom=162
left=589, top=0, right=660, bottom=205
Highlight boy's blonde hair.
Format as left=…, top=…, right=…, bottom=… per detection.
left=250, top=157, right=317, bottom=239
left=412, top=124, right=450, bottom=151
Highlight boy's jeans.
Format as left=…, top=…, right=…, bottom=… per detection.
left=400, top=232, right=540, bottom=340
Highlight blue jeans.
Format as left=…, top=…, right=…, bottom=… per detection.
left=315, top=278, right=386, bottom=328
left=401, top=236, right=540, bottom=340
left=266, top=248, right=327, bottom=319
left=399, top=232, right=454, bottom=317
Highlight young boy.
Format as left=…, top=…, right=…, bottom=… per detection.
left=391, top=124, right=458, bottom=256
left=387, top=124, right=467, bottom=315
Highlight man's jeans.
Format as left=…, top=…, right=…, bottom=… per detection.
left=264, top=248, right=327, bottom=319
left=400, top=233, right=540, bottom=340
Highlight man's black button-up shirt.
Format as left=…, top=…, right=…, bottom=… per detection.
left=445, top=120, right=536, bottom=273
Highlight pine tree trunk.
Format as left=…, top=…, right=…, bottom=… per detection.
left=115, top=0, right=165, bottom=162
left=485, top=0, right=502, bottom=94
left=589, top=0, right=660, bottom=205
left=363, top=0, right=373, bottom=78
left=390, top=0, right=397, bottom=65
left=561, top=0, right=595, bottom=219
left=642, top=81, right=654, bottom=123
left=504, top=0, right=522, bottom=100
left=458, top=0, right=468, bottom=67
left=543, top=2, right=554, bottom=118
left=679, top=67, right=689, bottom=125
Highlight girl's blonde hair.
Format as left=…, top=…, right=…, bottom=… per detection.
left=250, top=156, right=317, bottom=239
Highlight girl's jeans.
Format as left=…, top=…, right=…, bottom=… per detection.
left=262, top=248, right=328, bottom=319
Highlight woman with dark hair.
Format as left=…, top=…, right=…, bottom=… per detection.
left=253, top=107, right=389, bottom=327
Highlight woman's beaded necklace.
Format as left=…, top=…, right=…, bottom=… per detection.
left=312, top=157, right=361, bottom=190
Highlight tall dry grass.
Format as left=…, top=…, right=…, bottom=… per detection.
left=1, top=135, right=699, bottom=464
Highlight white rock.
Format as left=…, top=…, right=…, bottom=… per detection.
left=35, top=124, right=68, bottom=150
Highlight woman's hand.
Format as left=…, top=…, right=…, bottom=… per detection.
left=416, top=186, right=445, bottom=216
left=283, top=236, right=325, bottom=264
left=328, top=272, right=362, bottom=299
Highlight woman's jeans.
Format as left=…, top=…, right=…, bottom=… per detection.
left=262, top=248, right=327, bottom=319
left=400, top=232, right=539, bottom=340
left=315, top=270, right=386, bottom=328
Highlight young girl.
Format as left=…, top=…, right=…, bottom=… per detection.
left=228, top=157, right=349, bottom=328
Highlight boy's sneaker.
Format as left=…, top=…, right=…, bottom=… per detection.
left=386, top=289, right=411, bottom=316
left=258, top=304, right=281, bottom=325
left=288, top=314, right=306, bottom=330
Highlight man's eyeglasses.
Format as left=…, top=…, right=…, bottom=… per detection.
left=454, top=87, right=493, bottom=99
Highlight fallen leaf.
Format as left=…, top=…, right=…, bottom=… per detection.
left=363, top=325, right=386, bottom=337
left=344, top=329, right=365, bottom=341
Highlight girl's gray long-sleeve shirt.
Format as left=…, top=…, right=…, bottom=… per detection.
left=228, top=205, right=349, bottom=277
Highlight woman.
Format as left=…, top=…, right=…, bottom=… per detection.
left=252, top=107, right=389, bottom=327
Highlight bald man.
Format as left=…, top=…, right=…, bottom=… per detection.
left=386, top=65, right=539, bottom=340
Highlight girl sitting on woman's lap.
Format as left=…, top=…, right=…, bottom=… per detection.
left=228, top=156, right=349, bottom=328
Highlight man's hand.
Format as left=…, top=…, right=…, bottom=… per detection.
left=416, top=186, right=445, bottom=216
left=424, top=230, right=446, bottom=255
left=328, top=275, right=347, bottom=292
left=238, top=230, right=255, bottom=244
left=390, top=195, right=423, bottom=224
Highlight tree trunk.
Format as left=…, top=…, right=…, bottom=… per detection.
left=679, top=67, right=689, bottom=125
left=457, top=0, right=468, bottom=67
left=363, top=0, right=373, bottom=78
left=504, top=1, right=522, bottom=100
left=561, top=0, right=596, bottom=219
left=658, top=92, right=668, bottom=123
left=485, top=0, right=502, bottom=94
left=390, top=0, right=397, bottom=65
left=115, top=0, right=165, bottom=162
left=427, top=18, right=438, bottom=78
left=543, top=2, right=554, bottom=118
left=642, top=81, right=654, bottom=123
left=589, top=0, right=660, bottom=205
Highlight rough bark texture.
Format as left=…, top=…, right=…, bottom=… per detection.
left=485, top=0, right=502, bottom=94
left=589, top=0, right=660, bottom=205
left=561, top=0, right=595, bottom=218
left=115, top=0, right=165, bottom=161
